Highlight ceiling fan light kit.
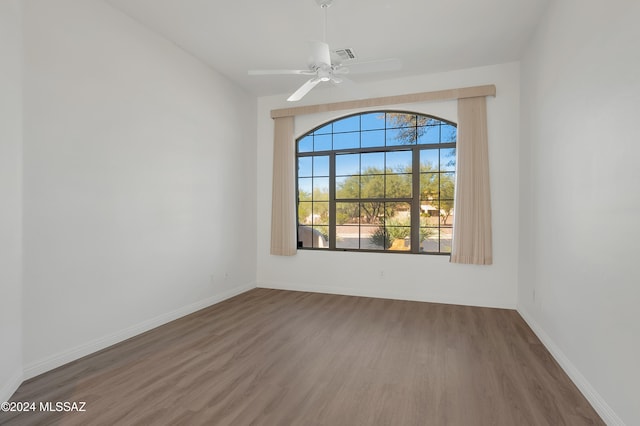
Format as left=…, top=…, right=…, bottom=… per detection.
left=248, top=0, right=401, bottom=102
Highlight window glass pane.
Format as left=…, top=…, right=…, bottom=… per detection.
left=440, top=173, right=455, bottom=226
left=298, top=136, right=313, bottom=152
left=384, top=203, right=411, bottom=251
left=336, top=176, right=360, bottom=199
left=336, top=153, right=359, bottom=176
left=440, top=227, right=453, bottom=253
left=441, top=124, right=457, bottom=142
left=361, top=112, right=385, bottom=131
left=333, top=115, right=360, bottom=133
left=298, top=202, right=312, bottom=225
left=420, top=172, right=439, bottom=201
left=386, top=113, right=417, bottom=128
left=385, top=174, right=411, bottom=198
left=313, top=177, right=329, bottom=200
left=361, top=175, right=384, bottom=198
left=336, top=202, right=359, bottom=225
left=365, top=220, right=385, bottom=249
left=313, top=156, right=329, bottom=176
left=420, top=149, right=439, bottom=171
left=298, top=178, right=312, bottom=200
left=312, top=226, right=329, bottom=248
left=336, top=201, right=360, bottom=249
left=298, top=157, right=312, bottom=177
left=361, top=130, right=385, bottom=148
left=297, top=225, right=327, bottom=249
left=386, top=150, right=412, bottom=172
left=333, top=132, right=359, bottom=150
left=420, top=227, right=440, bottom=253
left=297, top=225, right=313, bottom=248
left=440, top=148, right=456, bottom=171
left=360, top=202, right=384, bottom=225
left=312, top=202, right=329, bottom=225
left=314, top=123, right=332, bottom=135
left=385, top=227, right=411, bottom=250
left=418, top=217, right=431, bottom=250
left=440, top=201, right=454, bottom=225
left=421, top=200, right=440, bottom=226
left=417, top=125, right=440, bottom=144
left=416, top=115, right=430, bottom=127
left=314, top=134, right=332, bottom=151
left=336, top=225, right=359, bottom=249
left=447, top=208, right=455, bottom=225
left=361, top=152, right=384, bottom=173
left=385, top=202, right=411, bottom=221
left=440, top=172, right=455, bottom=200
left=386, top=128, right=416, bottom=146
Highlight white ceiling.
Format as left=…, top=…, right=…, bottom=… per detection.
left=105, top=0, right=551, bottom=99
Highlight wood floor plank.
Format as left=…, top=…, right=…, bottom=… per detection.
left=1, top=289, right=604, bottom=425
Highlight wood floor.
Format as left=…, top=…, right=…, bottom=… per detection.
left=2, top=288, right=603, bottom=426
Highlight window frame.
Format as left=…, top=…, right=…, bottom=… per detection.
left=296, top=110, right=456, bottom=255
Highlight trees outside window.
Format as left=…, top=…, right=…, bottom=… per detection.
left=297, top=111, right=456, bottom=254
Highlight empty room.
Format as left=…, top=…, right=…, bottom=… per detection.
left=1, top=0, right=638, bottom=424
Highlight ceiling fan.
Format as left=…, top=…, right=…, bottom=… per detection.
left=248, top=0, right=402, bottom=102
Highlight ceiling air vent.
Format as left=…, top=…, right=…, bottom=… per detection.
left=332, top=48, right=357, bottom=62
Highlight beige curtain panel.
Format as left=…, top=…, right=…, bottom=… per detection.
left=451, top=96, right=493, bottom=265
left=270, top=116, right=297, bottom=256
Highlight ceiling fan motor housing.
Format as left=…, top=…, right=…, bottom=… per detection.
left=317, top=65, right=332, bottom=82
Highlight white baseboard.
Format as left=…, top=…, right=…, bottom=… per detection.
left=257, top=281, right=514, bottom=310
left=0, top=370, right=23, bottom=404
left=517, top=306, right=624, bottom=426
left=23, top=282, right=256, bottom=380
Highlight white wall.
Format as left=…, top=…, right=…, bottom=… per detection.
left=519, top=1, right=640, bottom=424
left=257, top=62, right=520, bottom=309
left=22, top=0, right=256, bottom=377
left=0, top=0, right=24, bottom=403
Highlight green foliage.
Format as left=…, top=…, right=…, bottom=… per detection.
left=336, top=167, right=413, bottom=224
left=370, top=223, right=395, bottom=249
left=334, top=162, right=455, bottom=227
left=298, top=114, right=457, bottom=240
left=419, top=163, right=455, bottom=224
left=370, top=216, right=435, bottom=249
left=297, top=187, right=330, bottom=225
left=297, top=189, right=311, bottom=223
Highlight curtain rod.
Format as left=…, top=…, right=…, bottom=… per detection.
left=270, top=84, right=496, bottom=119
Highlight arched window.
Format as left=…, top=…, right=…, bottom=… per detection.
left=296, top=111, right=456, bottom=254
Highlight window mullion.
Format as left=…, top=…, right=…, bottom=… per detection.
left=411, top=146, right=421, bottom=254
left=329, top=153, right=336, bottom=249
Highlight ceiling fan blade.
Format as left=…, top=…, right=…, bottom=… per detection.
left=287, top=78, right=322, bottom=102
left=248, top=69, right=316, bottom=76
left=347, top=58, right=403, bottom=74
left=308, top=41, right=332, bottom=67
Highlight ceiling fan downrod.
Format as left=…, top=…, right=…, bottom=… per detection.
left=315, top=0, right=333, bottom=43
